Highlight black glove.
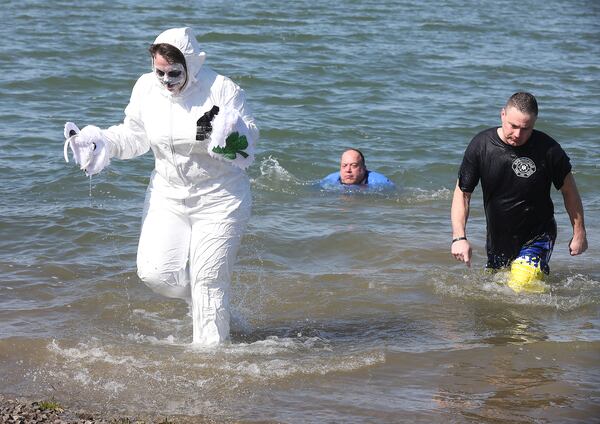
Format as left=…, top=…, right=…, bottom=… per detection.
left=196, top=105, right=220, bottom=141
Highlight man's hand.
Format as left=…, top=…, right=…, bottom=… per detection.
left=569, top=232, right=588, bottom=256
left=451, top=239, right=472, bottom=267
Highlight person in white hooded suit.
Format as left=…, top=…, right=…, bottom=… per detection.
left=64, top=27, right=258, bottom=345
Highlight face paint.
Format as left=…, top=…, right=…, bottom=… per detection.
left=153, top=62, right=186, bottom=93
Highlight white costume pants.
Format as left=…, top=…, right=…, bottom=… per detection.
left=136, top=182, right=250, bottom=345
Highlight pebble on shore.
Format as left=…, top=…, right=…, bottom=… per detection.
left=0, top=394, right=224, bottom=424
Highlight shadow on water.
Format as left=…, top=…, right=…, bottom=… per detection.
left=469, top=306, right=549, bottom=346
left=433, top=350, right=577, bottom=423
left=231, top=314, right=422, bottom=348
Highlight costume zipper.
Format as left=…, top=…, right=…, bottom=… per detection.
left=168, top=101, right=185, bottom=182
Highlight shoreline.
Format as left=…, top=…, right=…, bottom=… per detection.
left=0, top=394, right=230, bottom=424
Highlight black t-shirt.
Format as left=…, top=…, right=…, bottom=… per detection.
left=458, top=127, right=571, bottom=259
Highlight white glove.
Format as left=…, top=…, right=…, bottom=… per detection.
left=207, top=108, right=255, bottom=170
left=63, top=122, right=110, bottom=176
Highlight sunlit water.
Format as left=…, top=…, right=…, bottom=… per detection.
left=1, top=1, right=599, bottom=422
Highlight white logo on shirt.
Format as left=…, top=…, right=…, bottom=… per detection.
left=512, top=157, right=536, bottom=178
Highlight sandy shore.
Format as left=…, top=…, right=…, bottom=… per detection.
left=0, top=394, right=233, bottom=424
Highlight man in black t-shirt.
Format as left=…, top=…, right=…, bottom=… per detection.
left=450, top=92, right=587, bottom=288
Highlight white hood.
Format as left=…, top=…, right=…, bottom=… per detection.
left=153, top=27, right=207, bottom=92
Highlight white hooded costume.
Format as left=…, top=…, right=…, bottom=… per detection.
left=67, top=27, right=258, bottom=345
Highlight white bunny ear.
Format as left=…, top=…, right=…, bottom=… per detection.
left=64, top=122, right=81, bottom=163
left=64, top=122, right=80, bottom=139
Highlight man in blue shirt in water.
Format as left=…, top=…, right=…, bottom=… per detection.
left=450, top=92, right=587, bottom=292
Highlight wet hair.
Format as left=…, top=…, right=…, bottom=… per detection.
left=149, top=43, right=187, bottom=73
left=506, top=92, right=538, bottom=117
left=344, top=148, right=366, bottom=166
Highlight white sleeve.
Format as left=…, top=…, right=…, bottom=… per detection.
left=102, top=77, right=151, bottom=160
left=206, top=78, right=259, bottom=169
left=221, top=78, right=259, bottom=146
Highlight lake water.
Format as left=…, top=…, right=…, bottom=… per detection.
left=1, top=0, right=599, bottom=422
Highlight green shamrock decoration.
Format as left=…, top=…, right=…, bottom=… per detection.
left=212, top=132, right=249, bottom=160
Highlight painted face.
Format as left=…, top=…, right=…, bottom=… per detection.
left=499, top=106, right=536, bottom=147
left=153, top=54, right=187, bottom=93
left=340, top=150, right=367, bottom=185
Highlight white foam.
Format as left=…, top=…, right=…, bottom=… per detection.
left=405, top=187, right=452, bottom=202
left=74, top=370, right=91, bottom=384
left=125, top=333, right=180, bottom=346
left=48, top=339, right=162, bottom=367
left=209, top=350, right=386, bottom=380
left=101, top=381, right=126, bottom=394
left=432, top=270, right=600, bottom=311
left=131, top=308, right=182, bottom=325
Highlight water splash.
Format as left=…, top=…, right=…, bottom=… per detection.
left=404, top=187, right=452, bottom=203
left=251, top=156, right=305, bottom=194
left=432, top=269, right=600, bottom=311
